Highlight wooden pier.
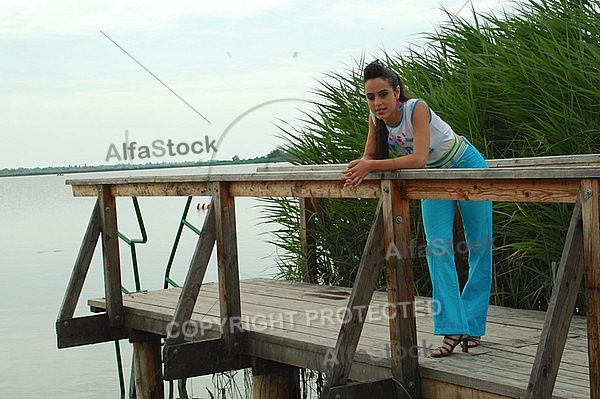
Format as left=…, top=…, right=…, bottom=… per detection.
left=57, top=154, right=600, bottom=399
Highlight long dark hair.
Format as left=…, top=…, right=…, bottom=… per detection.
left=364, top=60, right=412, bottom=159
left=363, top=60, right=411, bottom=102
left=374, top=119, right=389, bottom=160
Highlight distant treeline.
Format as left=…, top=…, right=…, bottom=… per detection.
left=0, top=149, right=285, bottom=177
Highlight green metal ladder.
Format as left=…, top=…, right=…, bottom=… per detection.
left=114, top=196, right=202, bottom=399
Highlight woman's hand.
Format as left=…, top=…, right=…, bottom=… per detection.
left=343, top=158, right=373, bottom=188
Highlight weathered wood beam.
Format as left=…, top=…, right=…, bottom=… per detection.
left=228, top=180, right=380, bottom=198
left=98, top=184, right=123, bottom=327
left=255, top=154, right=600, bottom=172
left=525, top=196, right=584, bottom=398
left=581, top=179, right=600, bottom=399
left=56, top=313, right=128, bottom=348
left=403, top=179, right=579, bottom=203
left=486, top=153, right=600, bottom=168
left=381, top=179, right=420, bottom=398
left=71, top=180, right=379, bottom=199
left=58, top=199, right=101, bottom=320
left=323, top=378, right=409, bottom=399
left=210, top=181, right=243, bottom=353
left=163, top=337, right=252, bottom=380
left=165, top=201, right=216, bottom=345
left=112, top=182, right=209, bottom=197
left=66, top=165, right=600, bottom=189
left=322, top=201, right=385, bottom=392
left=70, top=178, right=580, bottom=203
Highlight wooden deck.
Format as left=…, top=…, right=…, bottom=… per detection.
left=89, top=278, right=589, bottom=398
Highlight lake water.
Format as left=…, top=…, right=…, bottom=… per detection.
left=0, top=164, right=283, bottom=398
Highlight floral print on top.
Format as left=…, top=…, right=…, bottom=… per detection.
left=370, top=98, right=457, bottom=166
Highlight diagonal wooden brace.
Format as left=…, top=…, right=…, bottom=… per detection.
left=525, top=195, right=584, bottom=398
left=322, top=200, right=386, bottom=392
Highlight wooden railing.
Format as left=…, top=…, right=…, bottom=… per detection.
left=57, top=154, right=600, bottom=399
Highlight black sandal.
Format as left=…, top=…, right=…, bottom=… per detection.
left=463, top=336, right=481, bottom=348
left=430, top=334, right=469, bottom=358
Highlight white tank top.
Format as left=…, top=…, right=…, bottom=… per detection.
left=370, top=98, right=457, bottom=167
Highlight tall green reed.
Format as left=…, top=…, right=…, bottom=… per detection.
left=265, top=0, right=600, bottom=312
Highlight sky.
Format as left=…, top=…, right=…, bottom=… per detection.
left=0, top=0, right=512, bottom=169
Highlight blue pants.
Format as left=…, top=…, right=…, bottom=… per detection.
left=421, top=139, right=493, bottom=337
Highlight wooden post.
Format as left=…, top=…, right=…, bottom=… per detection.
left=253, top=360, right=299, bottom=399
left=299, top=198, right=318, bottom=283
left=381, top=179, right=421, bottom=397
left=210, top=182, right=242, bottom=353
left=132, top=331, right=165, bottom=399
left=98, top=184, right=123, bottom=327
left=581, top=179, right=600, bottom=398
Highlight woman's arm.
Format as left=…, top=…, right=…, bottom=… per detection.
left=343, top=101, right=431, bottom=188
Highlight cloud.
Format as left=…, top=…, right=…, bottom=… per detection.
left=0, top=0, right=515, bottom=39
left=0, top=0, right=290, bottom=37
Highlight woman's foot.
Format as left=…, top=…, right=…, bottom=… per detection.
left=430, top=335, right=469, bottom=358
left=461, top=336, right=481, bottom=348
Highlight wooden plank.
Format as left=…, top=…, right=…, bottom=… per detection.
left=166, top=201, right=216, bottom=345
left=403, top=179, right=579, bottom=203
left=395, top=166, right=600, bottom=180
left=581, top=179, right=600, bottom=399
left=98, top=184, right=123, bottom=327
left=112, top=182, right=209, bottom=197
left=381, top=179, right=420, bottom=398
left=254, top=154, right=600, bottom=172
left=323, top=378, right=405, bottom=399
left=486, top=154, right=600, bottom=168
left=58, top=199, right=101, bottom=320
left=322, top=201, right=385, bottom=389
left=163, top=337, right=252, bottom=380
left=70, top=178, right=581, bottom=203
left=422, top=378, right=518, bottom=399
left=66, top=165, right=600, bottom=189
left=228, top=180, right=380, bottom=199
left=93, top=280, right=581, bottom=358
left=131, top=331, right=165, bottom=399
left=525, top=196, right=584, bottom=398
left=56, top=313, right=128, bottom=348
left=211, top=181, right=243, bottom=353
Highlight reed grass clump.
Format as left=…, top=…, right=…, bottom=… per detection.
left=266, top=0, right=600, bottom=312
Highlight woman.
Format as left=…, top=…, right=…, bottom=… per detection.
left=343, top=60, right=493, bottom=357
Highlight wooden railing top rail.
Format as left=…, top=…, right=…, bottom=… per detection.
left=65, top=162, right=600, bottom=205
left=66, top=165, right=600, bottom=188
left=256, top=153, right=600, bottom=171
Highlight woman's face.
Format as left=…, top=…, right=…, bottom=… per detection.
left=364, top=77, right=401, bottom=125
